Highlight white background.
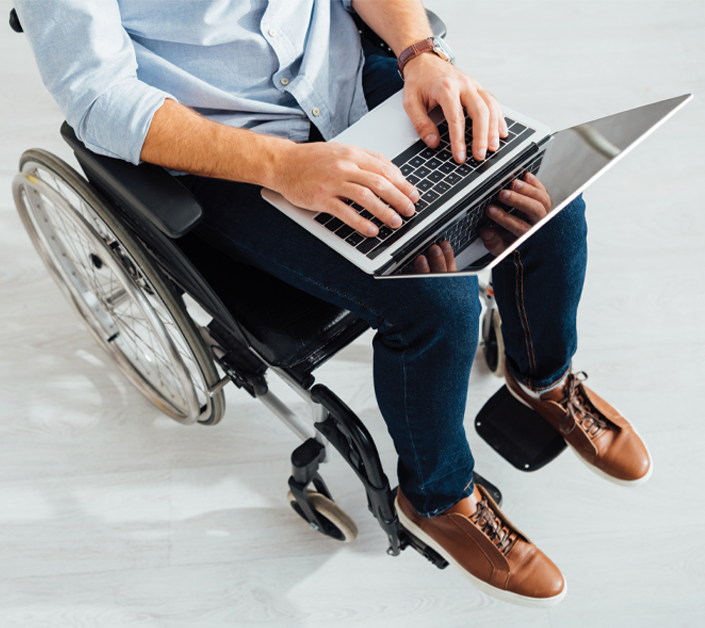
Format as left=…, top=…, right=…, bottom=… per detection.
left=1, top=1, right=703, bottom=626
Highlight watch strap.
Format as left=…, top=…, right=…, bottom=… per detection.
left=397, top=37, right=436, bottom=78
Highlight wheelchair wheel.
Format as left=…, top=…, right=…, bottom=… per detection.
left=13, top=149, right=225, bottom=426
left=482, top=308, right=505, bottom=378
left=287, top=490, right=358, bottom=543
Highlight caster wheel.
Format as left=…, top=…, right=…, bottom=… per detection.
left=483, top=308, right=505, bottom=378
left=287, top=490, right=358, bottom=543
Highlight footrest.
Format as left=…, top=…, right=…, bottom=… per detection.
left=475, top=386, right=567, bottom=472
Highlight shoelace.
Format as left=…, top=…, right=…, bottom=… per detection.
left=552, top=372, right=608, bottom=437
left=471, top=497, right=516, bottom=555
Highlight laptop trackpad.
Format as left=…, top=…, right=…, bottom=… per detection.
left=334, top=102, right=419, bottom=160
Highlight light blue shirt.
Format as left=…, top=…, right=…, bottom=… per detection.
left=16, top=0, right=368, bottom=165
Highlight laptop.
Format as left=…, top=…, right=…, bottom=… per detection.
left=262, top=92, right=692, bottom=278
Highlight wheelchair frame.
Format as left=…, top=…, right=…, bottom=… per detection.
left=10, top=6, right=506, bottom=569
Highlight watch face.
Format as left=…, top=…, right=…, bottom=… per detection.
left=433, top=37, right=455, bottom=65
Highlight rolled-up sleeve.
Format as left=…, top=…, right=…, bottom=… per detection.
left=15, top=0, right=173, bottom=164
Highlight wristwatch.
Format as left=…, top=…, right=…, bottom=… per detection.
left=397, top=36, right=455, bottom=79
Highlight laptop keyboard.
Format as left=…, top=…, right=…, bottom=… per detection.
left=439, top=152, right=545, bottom=253
left=313, top=114, right=535, bottom=260
left=393, top=151, right=545, bottom=276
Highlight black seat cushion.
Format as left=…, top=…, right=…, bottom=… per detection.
left=177, top=234, right=369, bottom=372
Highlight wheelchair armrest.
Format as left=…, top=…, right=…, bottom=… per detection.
left=426, top=10, right=447, bottom=39
left=60, top=122, right=204, bottom=239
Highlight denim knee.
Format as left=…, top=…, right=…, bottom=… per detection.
left=374, top=276, right=480, bottom=354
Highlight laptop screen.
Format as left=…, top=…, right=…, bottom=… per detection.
left=382, top=94, right=691, bottom=278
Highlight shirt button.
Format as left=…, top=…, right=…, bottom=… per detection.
left=268, top=28, right=277, bottom=37
left=280, top=77, right=289, bottom=86
left=312, top=107, right=320, bottom=117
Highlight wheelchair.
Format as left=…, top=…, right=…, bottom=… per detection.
left=10, top=7, right=552, bottom=570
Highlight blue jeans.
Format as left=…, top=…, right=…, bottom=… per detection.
left=180, top=52, right=587, bottom=517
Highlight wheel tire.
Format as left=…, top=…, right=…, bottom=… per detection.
left=13, top=149, right=225, bottom=425
left=287, top=490, right=358, bottom=543
left=483, top=308, right=505, bottom=378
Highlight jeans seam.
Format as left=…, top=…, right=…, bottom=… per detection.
left=421, top=476, right=475, bottom=518
left=514, top=250, right=537, bottom=382
left=399, top=335, right=425, bottom=511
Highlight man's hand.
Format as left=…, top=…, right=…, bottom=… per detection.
left=480, top=173, right=552, bottom=256
left=402, top=53, right=508, bottom=163
left=412, top=240, right=457, bottom=273
left=274, top=141, right=419, bottom=237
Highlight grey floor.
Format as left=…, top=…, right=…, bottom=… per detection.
left=1, top=1, right=704, bottom=626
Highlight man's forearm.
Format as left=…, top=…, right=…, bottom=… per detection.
left=140, top=97, right=417, bottom=237
left=351, top=0, right=432, bottom=57
left=140, top=98, right=292, bottom=189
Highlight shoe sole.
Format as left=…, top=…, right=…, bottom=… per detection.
left=506, top=383, right=653, bottom=486
left=395, top=497, right=567, bottom=608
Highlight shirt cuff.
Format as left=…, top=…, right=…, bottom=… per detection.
left=74, top=83, right=173, bottom=165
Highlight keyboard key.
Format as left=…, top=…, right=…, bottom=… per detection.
left=422, top=189, right=440, bottom=203
left=456, top=164, right=472, bottom=177
left=357, top=236, right=381, bottom=254
left=407, top=174, right=420, bottom=185
left=420, top=147, right=436, bottom=159
left=315, top=213, right=331, bottom=225
left=324, top=217, right=344, bottom=232
left=409, top=156, right=425, bottom=168
left=400, top=164, right=416, bottom=177
left=346, top=232, right=364, bottom=247
left=378, top=225, right=393, bottom=239
left=337, top=224, right=354, bottom=239
left=437, top=150, right=453, bottom=162
left=417, top=179, right=434, bottom=192
left=428, top=170, right=445, bottom=183
left=426, top=158, right=442, bottom=170
left=435, top=181, right=451, bottom=194
left=439, top=162, right=457, bottom=175
left=415, top=166, right=432, bottom=178
left=446, top=172, right=462, bottom=185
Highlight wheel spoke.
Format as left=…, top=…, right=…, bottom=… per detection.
left=15, top=155, right=223, bottom=424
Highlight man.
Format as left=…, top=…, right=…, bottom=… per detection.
left=16, top=0, right=651, bottom=607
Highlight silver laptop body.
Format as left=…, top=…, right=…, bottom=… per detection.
left=262, top=92, right=691, bottom=278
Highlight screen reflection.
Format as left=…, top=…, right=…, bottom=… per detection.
left=390, top=94, right=691, bottom=277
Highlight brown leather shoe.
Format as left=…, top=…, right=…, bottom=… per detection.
left=396, top=486, right=566, bottom=607
left=505, top=369, right=652, bottom=485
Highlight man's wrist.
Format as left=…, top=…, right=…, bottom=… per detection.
left=401, top=49, right=454, bottom=81
left=397, top=36, right=455, bottom=79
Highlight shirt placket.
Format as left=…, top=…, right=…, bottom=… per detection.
left=261, top=3, right=329, bottom=137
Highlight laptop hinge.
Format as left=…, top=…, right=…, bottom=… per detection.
left=387, top=144, right=541, bottom=269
